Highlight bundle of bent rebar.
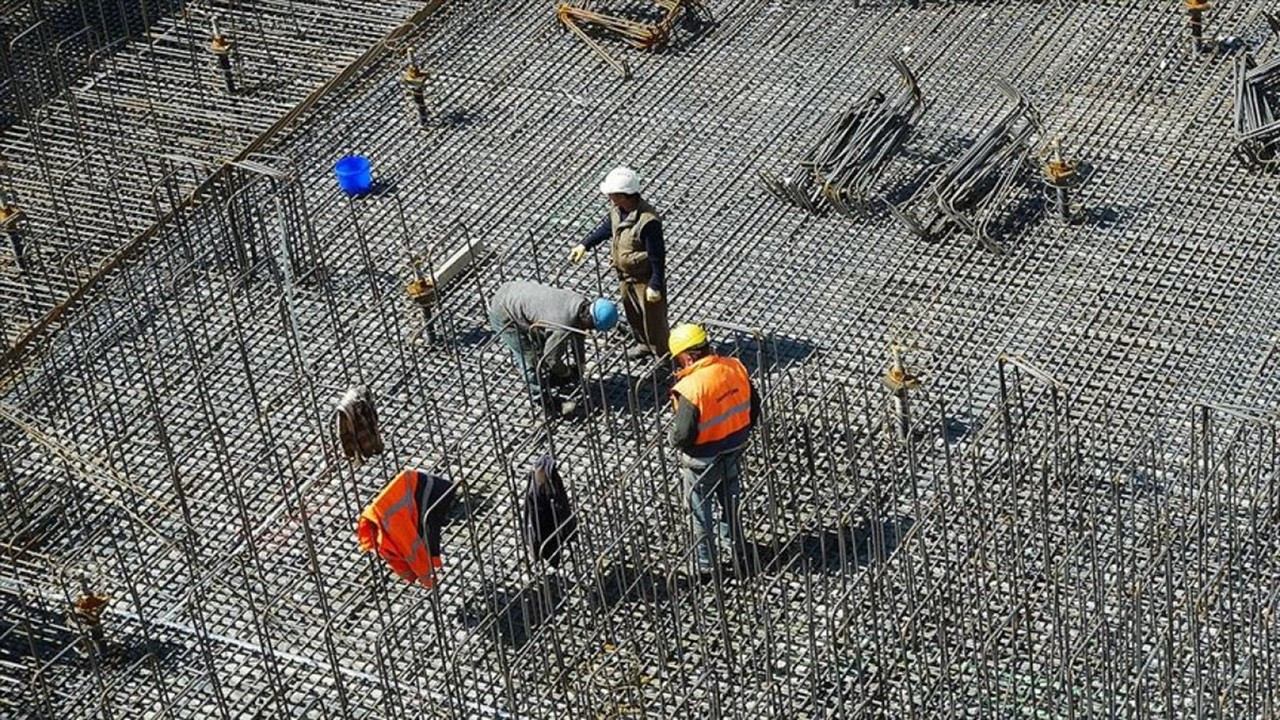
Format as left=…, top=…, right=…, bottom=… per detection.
left=761, top=57, right=924, bottom=216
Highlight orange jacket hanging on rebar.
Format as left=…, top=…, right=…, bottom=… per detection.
left=357, top=470, right=452, bottom=588
left=671, top=355, right=753, bottom=452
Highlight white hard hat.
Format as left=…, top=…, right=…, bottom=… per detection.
left=599, top=166, right=641, bottom=195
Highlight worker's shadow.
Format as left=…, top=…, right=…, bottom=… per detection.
left=793, top=513, right=915, bottom=575
left=586, top=561, right=678, bottom=610
left=730, top=514, right=915, bottom=579
left=763, top=334, right=817, bottom=372
left=451, top=325, right=493, bottom=348
left=727, top=538, right=785, bottom=579
left=727, top=509, right=916, bottom=576
left=0, top=603, right=185, bottom=670
left=700, top=334, right=814, bottom=382
left=580, top=373, right=657, bottom=414
left=457, top=575, right=569, bottom=650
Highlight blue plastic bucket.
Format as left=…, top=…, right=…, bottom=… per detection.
left=334, top=155, right=373, bottom=195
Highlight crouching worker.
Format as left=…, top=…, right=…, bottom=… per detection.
left=667, top=323, right=761, bottom=576
left=358, top=469, right=455, bottom=588
left=489, top=280, right=619, bottom=419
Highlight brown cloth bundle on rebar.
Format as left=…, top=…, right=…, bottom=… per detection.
left=336, top=386, right=383, bottom=461
left=522, top=455, right=577, bottom=567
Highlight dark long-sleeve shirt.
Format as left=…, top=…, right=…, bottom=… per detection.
left=581, top=213, right=667, bottom=292
left=668, top=379, right=762, bottom=456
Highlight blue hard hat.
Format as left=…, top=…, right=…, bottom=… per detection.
left=591, top=299, right=619, bottom=331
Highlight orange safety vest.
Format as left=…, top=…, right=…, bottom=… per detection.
left=357, top=470, right=443, bottom=588
left=671, top=355, right=753, bottom=449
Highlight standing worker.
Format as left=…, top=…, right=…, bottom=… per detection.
left=489, top=280, right=619, bottom=418
left=568, top=166, right=670, bottom=360
left=666, top=323, right=761, bottom=576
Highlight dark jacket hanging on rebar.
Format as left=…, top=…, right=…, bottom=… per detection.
left=336, top=386, right=383, bottom=461
left=522, top=455, right=577, bottom=567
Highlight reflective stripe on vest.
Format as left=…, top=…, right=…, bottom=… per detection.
left=697, top=399, right=753, bottom=435
left=358, top=470, right=438, bottom=585
left=671, top=355, right=752, bottom=447
left=378, top=471, right=425, bottom=566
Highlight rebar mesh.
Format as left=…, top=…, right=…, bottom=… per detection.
left=2, top=0, right=1279, bottom=718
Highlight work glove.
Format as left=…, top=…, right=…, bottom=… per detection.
left=568, top=244, right=587, bottom=264
left=645, top=287, right=663, bottom=303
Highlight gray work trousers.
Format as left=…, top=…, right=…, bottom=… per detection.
left=490, top=311, right=543, bottom=403
left=681, top=449, right=744, bottom=570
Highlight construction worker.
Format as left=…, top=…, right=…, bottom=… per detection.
left=568, top=166, right=670, bottom=360
left=667, top=323, right=761, bottom=575
left=489, top=280, right=619, bottom=418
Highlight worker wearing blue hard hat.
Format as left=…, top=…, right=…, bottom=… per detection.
left=489, top=280, right=618, bottom=419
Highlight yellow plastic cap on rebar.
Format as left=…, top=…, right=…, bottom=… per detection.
left=669, top=323, right=708, bottom=357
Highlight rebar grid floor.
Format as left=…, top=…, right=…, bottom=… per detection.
left=0, top=0, right=436, bottom=343
left=3, top=0, right=1280, bottom=718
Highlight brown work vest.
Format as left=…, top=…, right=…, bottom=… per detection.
left=609, top=199, right=661, bottom=284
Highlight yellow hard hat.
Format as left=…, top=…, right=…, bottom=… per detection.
left=668, top=323, right=708, bottom=357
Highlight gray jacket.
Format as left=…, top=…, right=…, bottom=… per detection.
left=490, top=281, right=589, bottom=373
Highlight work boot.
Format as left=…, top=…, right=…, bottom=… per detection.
left=626, top=343, right=653, bottom=361
left=542, top=395, right=577, bottom=420
left=547, top=365, right=580, bottom=390
left=556, top=398, right=578, bottom=418
left=694, top=558, right=717, bottom=584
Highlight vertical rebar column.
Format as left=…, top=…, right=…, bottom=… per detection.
left=1040, top=138, right=1080, bottom=224
left=400, top=52, right=435, bottom=128
left=209, top=18, right=236, bottom=93
left=1187, top=0, right=1209, bottom=53
left=67, top=577, right=111, bottom=662
left=883, top=346, right=919, bottom=442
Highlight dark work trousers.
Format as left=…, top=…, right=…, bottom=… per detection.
left=619, top=280, right=670, bottom=354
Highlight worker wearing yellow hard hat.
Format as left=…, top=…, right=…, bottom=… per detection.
left=667, top=323, right=707, bottom=358
left=666, top=323, right=761, bottom=577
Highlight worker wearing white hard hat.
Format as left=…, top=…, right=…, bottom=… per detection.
left=568, top=166, right=670, bottom=360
